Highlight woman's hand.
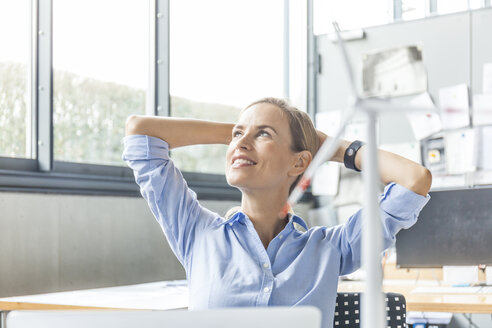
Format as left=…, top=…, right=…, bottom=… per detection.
left=316, top=130, right=351, bottom=163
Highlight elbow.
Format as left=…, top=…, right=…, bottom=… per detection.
left=125, top=114, right=143, bottom=136
left=410, top=167, right=432, bottom=196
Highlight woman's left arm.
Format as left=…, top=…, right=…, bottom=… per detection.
left=318, top=131, right=432, bottom=196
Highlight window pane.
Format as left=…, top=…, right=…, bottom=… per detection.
left=169, top=0, right=283, bottom=174
left=0, top=0, right=31, bottom=158
left=401, top=0, right=427, bottom=21
left=436, top=0, right=469, bottom=14
left=53, top=0, right=149, bottom=166
left=314, top=0, right=392, bottom=35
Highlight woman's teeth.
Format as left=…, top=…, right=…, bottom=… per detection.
left=232, top=159, right=256, bottom=166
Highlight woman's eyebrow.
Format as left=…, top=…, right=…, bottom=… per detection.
left=257, top=125, right=278, bottom=134
left=233, top=125, right=278, bottom=135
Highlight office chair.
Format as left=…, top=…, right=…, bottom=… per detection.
left=334, top=292, right=407, bottom=328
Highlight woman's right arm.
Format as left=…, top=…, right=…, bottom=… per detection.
left=123, top=115, right=234, bottom=269
left=125, top=115, right=234, bottom=148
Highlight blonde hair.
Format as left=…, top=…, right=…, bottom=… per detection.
left=225, top=97, right=320, bottom=219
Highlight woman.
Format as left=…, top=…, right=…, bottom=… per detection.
left=123, top=97, right=431, bottom=328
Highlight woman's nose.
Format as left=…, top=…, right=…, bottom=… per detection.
left=236, top=134, right=252, bottom=150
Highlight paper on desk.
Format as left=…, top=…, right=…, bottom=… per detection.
left=445, top=129, right=476, bottom=175
left=472, top=94, right=492, bottom=126
left=312, top=162, right=340, bottom=196
left=0, top=281, right=189, bottom=310
left=406, top=92, right=442, bottom=140
left=407, top=312, right=452, bottom=325
left=483, top=63, right=492, bottom=94
left=477, top=126, right=492, bottom=171
left=380, top=142, right=421, bottom=164
left=439, top=84, right=470, bottom=130
left=443, top=266, right=479, bottom=285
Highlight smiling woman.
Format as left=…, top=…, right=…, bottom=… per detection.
left=123, top=97, right=432, bottom=328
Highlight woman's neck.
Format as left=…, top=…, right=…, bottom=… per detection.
left=240, top=189, right=289, bottom=249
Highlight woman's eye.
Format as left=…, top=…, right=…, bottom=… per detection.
left=233, top=131, right=242, bottom=137
left=258, top=130, right=270, bottom=137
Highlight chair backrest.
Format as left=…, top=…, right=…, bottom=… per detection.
left=334, top=292, right=407, bottom=328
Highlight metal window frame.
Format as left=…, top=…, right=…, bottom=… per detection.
left=0, top=0, right=313, bottom=202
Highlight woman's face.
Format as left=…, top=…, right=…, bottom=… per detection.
left=225, top=103, right=300, bottom=195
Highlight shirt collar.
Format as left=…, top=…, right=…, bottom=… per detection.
left=221, top=210, right=308, bottom=232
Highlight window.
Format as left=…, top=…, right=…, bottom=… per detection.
left=169, top=0, right=284, bottom=174
left=401, top=0, right=427, bottom=20
left=52, top=0, right=149, bottom=166
left=436, top=0, right=482, bottom=14
left=0, top=0, right=296, bottom=200
left=0, top=0, right=31, bottom=159
left=313, top=0, right=392, bottom=35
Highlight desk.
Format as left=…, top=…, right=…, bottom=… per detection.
left=338, top=280, right=492, bottom=314
left=0, top=281, right=187, bottom=312
left=1, top=279, right=491, bottom=326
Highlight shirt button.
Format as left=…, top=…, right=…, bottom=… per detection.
left=263, top=263, right=269, bottom=268
left=279, top=235, right=283, bottom=239
left=263, top=287, right=270, bottom=293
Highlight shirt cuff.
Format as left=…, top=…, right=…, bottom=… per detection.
left=122, top=134, right=170, bottom=161
left=379, top=182, right=431, bottom=219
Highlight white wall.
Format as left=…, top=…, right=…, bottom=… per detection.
left=0, top=192, right=240, bottom=297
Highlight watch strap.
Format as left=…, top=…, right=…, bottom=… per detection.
left=344, top=140, right=365, bottom=172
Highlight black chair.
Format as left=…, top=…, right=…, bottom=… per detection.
left=334, top=292, right=407, bottom=328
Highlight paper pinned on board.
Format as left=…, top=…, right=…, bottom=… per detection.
left=477, top=126, right=492, bottom=171
left=483, top=63, right=492, bottom=94
left=312, top=162, right=340, bottom=196
left=314, top=111, right=342, bottom=196
left=345, top=121, right=372, bottom=143
left=362, top=45, right=427, bottom=98
left=439, top=84, right=470, bottom=130
left=315, top=111, right=341, bottom=136
left=445, top=129, right=476, bottom=175
left=406, top=92, right=442, bottom=140
left=380, top=142, right=422, bottom=164
left=472, top=94, right=492, bottom=126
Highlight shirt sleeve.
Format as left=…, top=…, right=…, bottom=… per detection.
left=324, top=182, right=430, bottom=276
left=122, top=134, right=221, bottom=268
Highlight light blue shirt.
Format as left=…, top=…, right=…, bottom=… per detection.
left=123, top=134, right=430, bottom=328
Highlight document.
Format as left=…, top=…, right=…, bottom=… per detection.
left=406, top=92, right=442, bottom=140
left=380, top=142, right=421, bottom=164
left=314, top=111, right=342, bottom=196
left=362, top=45, right=427, bottom=97
left=439, top=84, right=470, bottom=130
left=445, top=129, right=476, bottom=175
left=483, top=63, right=492, bottom=94
left=315, top=110, right=341, bottom=136
left=477, top=126, right=492, bottom=171
left=472, top=94, right=492, bottom=126
left=312, top=162, right=340, bottom=196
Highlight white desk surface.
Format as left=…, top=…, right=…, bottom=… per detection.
left=0, top=280, right=188, bottom=310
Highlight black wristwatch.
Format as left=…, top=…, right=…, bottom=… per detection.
left=344, top=140, right=365, bottom=172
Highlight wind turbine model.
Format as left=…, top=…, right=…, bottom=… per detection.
left=280, top=22, right=433, bottom=328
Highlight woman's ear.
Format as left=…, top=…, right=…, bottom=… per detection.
left=288, top=150, right=312, bottom=177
